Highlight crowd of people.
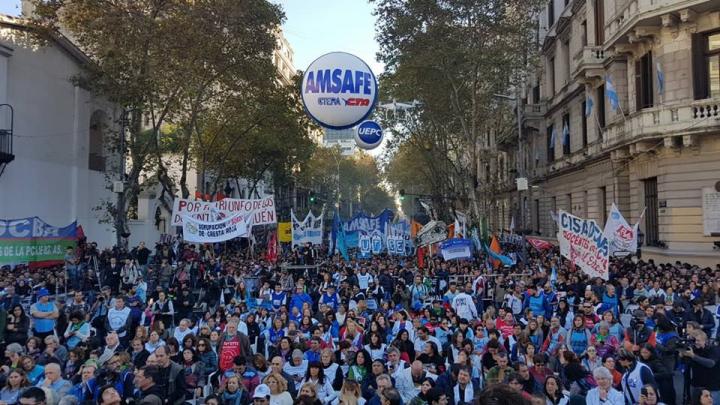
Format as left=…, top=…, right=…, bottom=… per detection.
left=0, top=234, right=718, bottom=405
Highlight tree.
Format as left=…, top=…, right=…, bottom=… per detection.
left=32, top=0, right=290, bottom=244
left=373, top=0, right=542, bottom=224
left=297, top=147, right=395, bottom=217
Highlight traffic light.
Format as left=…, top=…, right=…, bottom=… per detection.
left=399, top=189, right=406, bottom=201
left=309, top=191, right=316, bottom=204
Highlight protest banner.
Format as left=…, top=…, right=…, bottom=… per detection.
left=277, top=222, right=292, bottom=243
left=386, top=220, right=411, bottom=256
left=603, top=203, right=640, bottom=256
left=171, top=196, right=276, bottom=228
left=0, top=217, right=77, bottom=267
left=556, top=210, right=610, bottom=280
left=526, top=237, right=554, bottom=251
left=182, top=214, right=248, bottom=243
left=440, top=238, right=473, bottom=261
left=291, top=210, right=323, bottom=246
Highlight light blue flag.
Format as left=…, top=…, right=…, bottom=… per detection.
left=550, top=265, right=558, bottom=286
left=585, top=96, right=594, bottom=117
left=471, top=228, right=482, bottom=252
left=550, top=126, right=557, bottom=148
left=562, top=120, right=570, bottom=146
left=606, top=75, right=620, bottom=112
left=656, top=62, right=665, bottom=95
left=483, top=242, right=515, bottom=267
left=336, top=224, right=349, bottom=261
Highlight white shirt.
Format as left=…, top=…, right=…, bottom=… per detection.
left=452, top=292, right=478, bottom=321
left=413, top=335, right=442, bottom=354
left=585, top=387, right=625, bottom=405
left=395, top=368, right=437, bottom=404
left=357, top=273, right=373, bottom=290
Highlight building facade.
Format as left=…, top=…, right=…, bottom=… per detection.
left=0, top=15, right=119, bottom=248
left=506, top=0, right=720, bottom=265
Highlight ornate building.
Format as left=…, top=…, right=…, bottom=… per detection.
left=510, top=0, right=720, bottom=265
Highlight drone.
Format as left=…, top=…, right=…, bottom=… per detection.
left=376, top=99, right=421, bottom=121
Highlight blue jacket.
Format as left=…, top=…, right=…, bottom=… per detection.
left=524, top=293, right=547, bottom=317
left=290, top=292, right=313, bottom=312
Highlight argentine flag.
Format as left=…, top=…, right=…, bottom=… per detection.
left=606, top=75, right=620, bottom=112
left=585, top=96, right=594, bottom=117
left=550, top=126, right=557, bottom=149
left=562, top=120, right=570, bottom=146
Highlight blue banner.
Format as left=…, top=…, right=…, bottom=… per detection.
left=440, top=238, right=473, bottom=260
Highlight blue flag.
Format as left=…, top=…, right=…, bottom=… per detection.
left=562, top=120, right=570, bottom=146
left=550, top=126, right=557, bottom=148
left=606, top=75, right=620, bottom=112
left=336, top=224, right=349, bottom=261
left=656, top=62, right=665, bottom=95
left=585, top=96, right=594, bottom=117
left=483, top=242, right=515, bottom=267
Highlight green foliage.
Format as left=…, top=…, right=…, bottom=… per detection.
left=373, top=0, right=542, bottom=221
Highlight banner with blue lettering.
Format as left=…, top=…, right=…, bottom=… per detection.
left=386, top=220, right=411, bottom=256
left=557, top=210, right=610, bottom=280
left=358, top=231, right=372, bottom=259
left=0, top=217, right=77, bottom=266
left=291, top=209, right=324, bottom=247
left=440, top=238, right=473, bottom=261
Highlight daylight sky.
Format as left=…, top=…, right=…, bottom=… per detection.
left=0, top=0, right=384, bottom=74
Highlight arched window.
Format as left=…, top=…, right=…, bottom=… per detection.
left=89, top=110, right=107, bottom=172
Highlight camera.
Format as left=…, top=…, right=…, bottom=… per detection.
left=677, top=336, right=697, bottom=351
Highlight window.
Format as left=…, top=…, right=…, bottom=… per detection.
left=692, top=31, right=720, bottom=99
left=551, top=196, right=558, bottom=234
left=533, top=85, right=540, bottom=103
left=581, top=101, right=588, bottom=147
left=635, top=51, right=654, bottom=110
left=548, top=0, right=555, bottom=27
left=581, top=20, right=587, bottom=46
left=644, top=177, right=659, bottom=246
left=564, top=0, right=569, bottom=5
left=597, top=85, right=606, bottom=128
left=547, top=124, right=555, bottom=162
left=563, top=39, right=571, bottom=85
left=599, top=186, right=607, bottom=225
left=583, top=191, right=589, bottom=218
left=566, top=193, right=572, bottom=213
left=548, top=57, right=556, bottom=95
left=594, top=0, right=604, bottom=44
left=534, top=199, right=540, bottom=233
left=562, top=113, right=571, bottom=155
left=88, top=110, right=106, bottom=172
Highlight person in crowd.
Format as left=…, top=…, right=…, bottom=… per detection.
left=681, top=330, right=720, bottom=404
left=585, top=366, right=624, bottom=405
left=618, top=349, right=657, bottom=405
left=1, top=368, right=31, bottom=405
left=29, top=289, right=58, bottom=340
left=5, top=305, right=30, bottom=346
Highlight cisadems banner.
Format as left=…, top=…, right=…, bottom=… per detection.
left=603, top=203, right=640, bottom=256
left=556, top=210, right=610, bottom=280
left=0, top=217, right=77, bottom=266
left=171, top=196, right=276, bottom=229
left=291, top=209, right=324, bottom=246
left=182, top=214, right=248, bottom=243
left=440, top=238, right=473, bottom=261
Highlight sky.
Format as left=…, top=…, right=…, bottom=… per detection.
left=0, top=1, right=383, bottom=74
left=274, top=0, right=383, bottom=75
left=0, top=1, right=21, bottom=16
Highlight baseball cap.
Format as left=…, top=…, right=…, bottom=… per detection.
left=253, top=384, right=271, bottom=399
left=37, top=288, right=49, bottom=298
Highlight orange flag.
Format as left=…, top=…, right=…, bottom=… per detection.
left=446, top=223, right=455, bottom=239
left=489, top=235, right=502, bottom=269
left=411, top=220, right=423, bottom=238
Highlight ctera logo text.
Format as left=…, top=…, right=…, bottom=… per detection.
left=304, top=69, right=374, bottom=95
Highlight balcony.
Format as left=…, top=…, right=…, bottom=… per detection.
left=602, top=98, right=720, bottom=149
left=604, top=0, right=711, bottom=48
left=572, top=46, right=607, bottom=81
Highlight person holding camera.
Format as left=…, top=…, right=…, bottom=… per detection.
left=624, top=310, right=657, bottom=354
left=679, top=330, right=720, bottom=404
left=687, top=299, right=715, bottom=337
